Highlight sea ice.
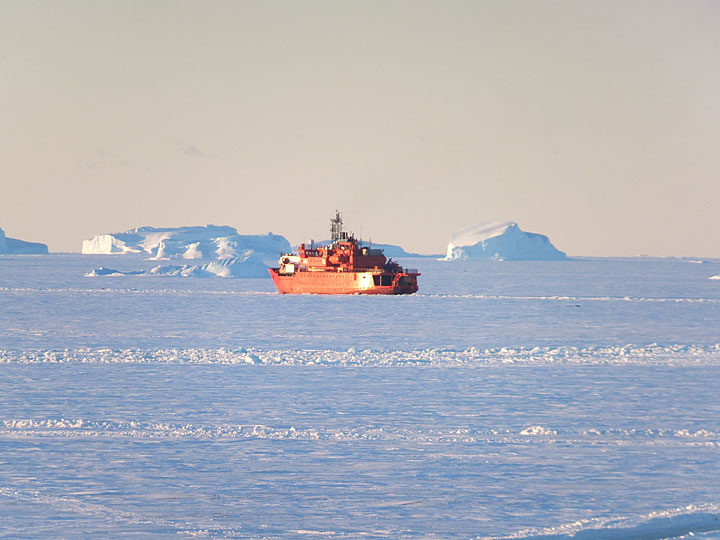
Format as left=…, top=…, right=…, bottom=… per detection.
left=1, top=254, right=719, bottom=539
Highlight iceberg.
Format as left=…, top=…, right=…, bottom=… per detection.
left=0, top=227, right=49, bottom=254
left=81, top=225, right=290, bottom=263
left=445, top=221, right=566, bottom=260
left=86, top=253, right=268, bottom=278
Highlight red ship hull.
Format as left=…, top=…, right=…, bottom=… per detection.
left=269, top=268, right=419, bottom=295
left=269, top=211, right=420, bottom=295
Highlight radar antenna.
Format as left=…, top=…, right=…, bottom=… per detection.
left=330, top=210, right=345, bottom=242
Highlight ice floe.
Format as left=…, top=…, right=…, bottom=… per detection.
left=520, top=426, right=557, bottom=436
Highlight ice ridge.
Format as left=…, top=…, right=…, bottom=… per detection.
left=476, top=504, right=720, bottom=540
left=2, top=344, right=719, bottom=366
left=2, top=419, right=718, bottom=445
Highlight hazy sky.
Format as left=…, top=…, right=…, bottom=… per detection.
left=2, top=0, right=719, bottom=256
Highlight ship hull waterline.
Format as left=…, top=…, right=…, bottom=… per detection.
left=268, top=268, right=419, bottom=295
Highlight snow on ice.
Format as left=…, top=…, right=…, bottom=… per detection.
left=445, top=221, right=567, bottom=260
left=81, top=224, right=290, bottom=262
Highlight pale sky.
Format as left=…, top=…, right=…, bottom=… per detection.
left=2, top=0, right=719, bottom=256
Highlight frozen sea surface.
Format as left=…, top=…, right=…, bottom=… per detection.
left=2, top=255, right=720, bottom=350
left=1, top=255, right=720, bottom=539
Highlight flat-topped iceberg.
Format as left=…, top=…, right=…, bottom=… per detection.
left=0, top=227, right=49, bottom=254
left=445, top=221, right=566, bottom=260
left=86, top=253, right=268, bottom=278
left=81, top=225, right=290, bottom=262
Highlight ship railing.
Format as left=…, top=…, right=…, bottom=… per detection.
left=350, top=267, right=419, bottom=274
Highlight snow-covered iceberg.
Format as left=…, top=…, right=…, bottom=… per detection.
left=86, top=254, right=268, bottom=278
left=81, top=225, right=290, bottom=262
left=445, top=221, right=566, bottom=260
left=0, top=227, right=49, bottom=254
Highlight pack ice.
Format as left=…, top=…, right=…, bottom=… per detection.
left=81, top=225, right=290, bottom=262
left=445, top=221, right=566, bottom=260
left=0, top=227, right=48, bottom=254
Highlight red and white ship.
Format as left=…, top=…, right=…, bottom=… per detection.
left=269, top=212, right=420, bottom=295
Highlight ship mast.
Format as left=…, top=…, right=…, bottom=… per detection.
left=330, top=210, right=345, bottom=242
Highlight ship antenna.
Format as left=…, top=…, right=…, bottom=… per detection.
left=330, top=210, right=343, bottom=242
